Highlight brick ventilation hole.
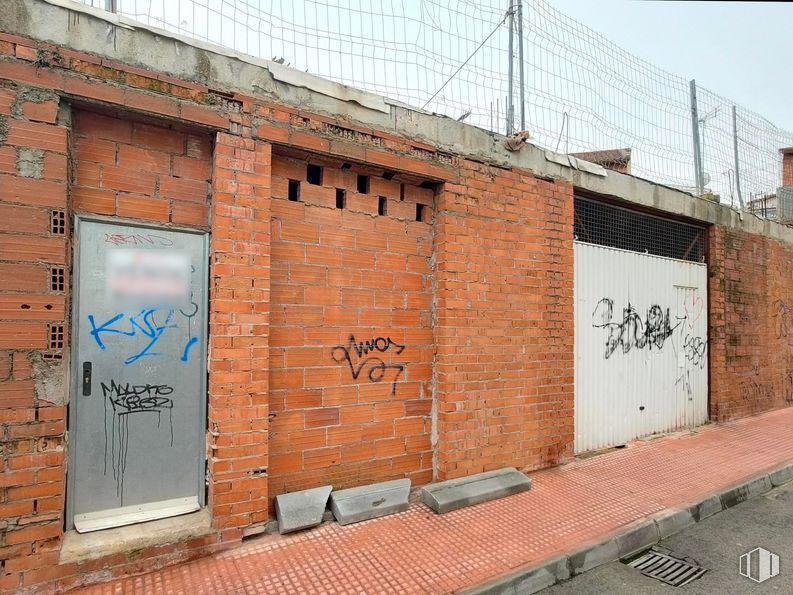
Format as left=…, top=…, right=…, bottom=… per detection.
left=50, top=267, right=65, bottom=292
left=357, top=175, right=369, bottom=194
left=335, top=189, right=346, bottom=209
left=416, top=203, right=426, bottom=222
left=288, top=179, right=300, bottom=202
left=50, top=210, right=66, bottom=235
left=378, top=196, right=387, bottom=216
left=400, top=183, right=405, bottom=201
left=44, top=323, right=65, bottom=360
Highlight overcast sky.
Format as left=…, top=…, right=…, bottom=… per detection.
left=552, top=0, right=793, bottom=130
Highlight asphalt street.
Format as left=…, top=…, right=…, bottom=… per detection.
left=542, top=480, right=793, bottom=594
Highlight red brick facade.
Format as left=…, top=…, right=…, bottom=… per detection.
left=268, top=153, right=434, bottom=498
left=0, top=24, right=790, bottom=594
left=435, top=166, right=575, bottom=479
left=708, top=226, right=793, bottom=420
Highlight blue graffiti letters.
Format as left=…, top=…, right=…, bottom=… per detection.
left=88, top=307, right=196, bottom=365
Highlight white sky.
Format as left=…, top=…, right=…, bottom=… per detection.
left=552, top=0, right=793, bottom=130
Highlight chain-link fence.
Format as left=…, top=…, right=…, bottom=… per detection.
left=74, top=0, right=793, bottom=212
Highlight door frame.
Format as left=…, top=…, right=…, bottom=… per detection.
left=65, top=215, right=210, bottom=531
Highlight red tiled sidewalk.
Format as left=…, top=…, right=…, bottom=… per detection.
left=76, top=407, right=793, bottom=594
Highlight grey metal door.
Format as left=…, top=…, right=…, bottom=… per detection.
left=68, top=218, right=208, bottom=532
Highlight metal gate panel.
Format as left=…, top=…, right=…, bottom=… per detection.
left=67, top=217, right=208, bottom=532
left=574, top=241, right=708, bottom=453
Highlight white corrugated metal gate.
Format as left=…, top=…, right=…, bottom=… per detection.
left=574, top=241, right=708, bottom=453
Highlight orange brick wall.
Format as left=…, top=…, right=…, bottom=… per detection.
left=0, top=81, right=69, bottom=592
left=5, top=23, right=793, bottom=594
left=72, top=110, right=212, bottom=227
left=709, top=226, right=793, bottom=420
left=207, top=134, right=272, bottom=535
left=434, top=163, right=575, bottom=480
left=267, top=154, right=434, bottom=497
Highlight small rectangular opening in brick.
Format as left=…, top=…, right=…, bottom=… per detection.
left=336, top=188, right=346, bottom=209
left=50, top=267, right=65, bottom=292
left=383, top=171, right=395, bottom=180
left=357, top=175, right=369, bottom=194
left=400, top=183, right=405, bottom=201
left=416, top=203, right=426, bottom=222
left=288, top=179, right=301, bottom=201
left=306, top=164, right=323, bottom=185
left=378, top=196, right=387, bottom=216
left=48, top=323, right=64, bottom=350
left=50, top=210, right=66, bottom=235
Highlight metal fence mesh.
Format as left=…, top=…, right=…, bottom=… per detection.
left=74, top=0, right=793, bottom=212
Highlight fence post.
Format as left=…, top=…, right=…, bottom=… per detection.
left=506, top=0, right=515, bottom=135
left=104, top=0, right=117, bottom=13
left=732, top=105, right=745, bottom=210
left=517, top=0, right=525, bottom=131
left=689, top=79, right=704, bottom=196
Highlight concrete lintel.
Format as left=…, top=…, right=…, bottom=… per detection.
left=274, top=485, right=332, bottom=534
left=330, top=478, right=410, bottom=526
left=420, top=468, right=532, bottom=514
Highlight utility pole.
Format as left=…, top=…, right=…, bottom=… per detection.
left=689, top=79, right=704, bottom=196
left=506, top=0, right=515, bottom=135
left=517, top=0, right=525, bottom=131
left=732, top=105, right=745, bottom=210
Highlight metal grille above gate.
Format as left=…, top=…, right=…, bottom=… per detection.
left=574, top=196, right=706, bottom=263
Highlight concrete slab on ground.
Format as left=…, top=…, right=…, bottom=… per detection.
left=330, top=478, right=410, bottom=525
left=274, top=485, right=332, bottom=534
left=421, top=468, right=532, bottom=514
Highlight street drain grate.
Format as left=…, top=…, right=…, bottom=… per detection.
left=627, top=551, right=707, bottom=587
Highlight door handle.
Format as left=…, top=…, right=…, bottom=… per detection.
left=82, top=362, right=92, bottom=396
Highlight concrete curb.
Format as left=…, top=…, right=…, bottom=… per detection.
left=459, top=461, right=793, bottom=595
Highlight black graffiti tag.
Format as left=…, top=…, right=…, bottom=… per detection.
left=683, top=334, right=707, bottom=369
left=331, top=335, right=406, bottom=395
left=100, top=380, right=175, bottom=504
left=592, top=298, right=681, bottom=359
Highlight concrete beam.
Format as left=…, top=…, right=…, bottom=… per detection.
left=274, top=485, right=332, bottom=534
left=329, top=479, right=410, bottom=526
left=421, top=468, right=532, bottom=514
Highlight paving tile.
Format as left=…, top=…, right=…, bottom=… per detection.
left=73, top=407, right=793, bottom=594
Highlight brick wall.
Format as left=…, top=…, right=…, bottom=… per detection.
left=3, top=18, right=793, bottom=594
left=709, top=226, right=793, bottom=420
left=434, top=162, right=575, bottom=480
left=267, top=153, right=434, bottom=498
left=72, top=110, right=212, bottom=227
left=0, top=79, right=69, bottom=592
left=783, top=149, right=793, bottom=187
left=206, top=134, right=272, bottom=536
